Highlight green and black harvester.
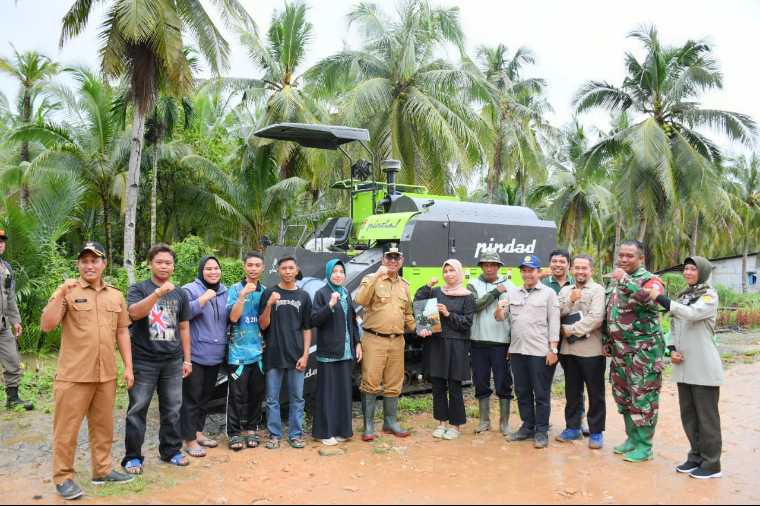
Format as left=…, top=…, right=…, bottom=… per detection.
left=254, top=123, right=557, bottom=397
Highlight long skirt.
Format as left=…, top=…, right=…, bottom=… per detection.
left=312, top=359, right=354, bottom=440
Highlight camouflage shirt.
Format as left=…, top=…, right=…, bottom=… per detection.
left=605, top=267, right=665, bottom=356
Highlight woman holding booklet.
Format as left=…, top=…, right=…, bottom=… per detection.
left=415, top=259, right=475, bottom=440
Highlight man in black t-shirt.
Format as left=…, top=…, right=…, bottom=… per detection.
left=122, top=244, right=192, bottom=474
left=259, top=256, right=312, bottom=449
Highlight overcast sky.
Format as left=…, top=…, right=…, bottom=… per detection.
left=1, top=0, right=758, bottom=155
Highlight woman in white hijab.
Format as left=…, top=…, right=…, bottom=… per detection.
left=415, top=259, right=475, bottom=440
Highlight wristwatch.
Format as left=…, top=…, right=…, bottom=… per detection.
left=550, top=347, right=559, bottom=354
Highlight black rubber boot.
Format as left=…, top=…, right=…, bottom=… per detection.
left=499, top=398, right=510, bottom=435
left=382, top=397, right=410, bottom=438
left=361, top=393, right=377, bottom=442
left=474, top=398, right=491, bottom=434
left=5, top=387, right=33, bottom=411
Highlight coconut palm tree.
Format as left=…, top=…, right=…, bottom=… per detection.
left=726, top=154, right=760, bottom=292
left=223, top=2, right=335, bottom=187
left=475, top=44, right=553, bottom=203
left=59, top=0, right=253, bottom=282
left=573, top=25, right=757, bottom=242
left=0, top=49, right=60, bottom=207
left=529, top=121, right=613, bottom=250
left=11, top=67, right=129, bottom=264
left=308, top=0, right=483, bottom=191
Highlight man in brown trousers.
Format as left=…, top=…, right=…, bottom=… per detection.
left=355, top=244, right=416, bottom=441
left=41, top=242, right=135, bottom=500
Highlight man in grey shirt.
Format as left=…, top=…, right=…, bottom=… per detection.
left=496, top=255, right=560, bottom=449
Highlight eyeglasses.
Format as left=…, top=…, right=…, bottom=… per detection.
left=384, top=256, right=402, bottom=263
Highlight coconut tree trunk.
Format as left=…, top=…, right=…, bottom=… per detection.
left=150, top=145, right=159, bottom=246
left=614, top=214, right=623, bottom=257
left=101, top=193, right=113, bottom=267
left=487, top=136, right=503, bottom=202
left=690, top=214, right=699, bottom=257
left=123, top=108, right=146, bottom=285
left=19, top=90, right=32, bottom=209
left=637, top=208, right=648, bottom=243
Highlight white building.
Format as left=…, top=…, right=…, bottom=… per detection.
left=661, top=253, right=758, bottom=293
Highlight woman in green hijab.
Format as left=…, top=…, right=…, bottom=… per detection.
left=647, top=256, right=723, bottom=480
left=311, top=259, right=363, bottom=446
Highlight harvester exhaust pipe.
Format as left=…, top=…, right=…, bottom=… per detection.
left=383, top=159, right=401, bottom=196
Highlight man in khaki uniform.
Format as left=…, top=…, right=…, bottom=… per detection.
left=556, top=254, right=607, bottom=449
left=40, top=242, right=135, bottom=500
left=0, top=229, right=32, bottom=411
left=355, top=244, right=415, bottom=441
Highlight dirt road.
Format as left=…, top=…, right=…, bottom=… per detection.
left=1, top=357, right=759, bottom=504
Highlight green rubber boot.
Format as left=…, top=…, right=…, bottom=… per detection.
left=623, top=425, right=654, bottom=462
left=613, top=415, right=636, bottom=455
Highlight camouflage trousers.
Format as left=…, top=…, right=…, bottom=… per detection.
left=609, top=348, right=664, bottom=427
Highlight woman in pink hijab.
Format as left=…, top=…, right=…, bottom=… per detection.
left=415, top=259, right=475, bottom=440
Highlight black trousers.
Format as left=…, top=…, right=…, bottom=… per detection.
left=226, top=363, right=266, bottom=437
left=122, top=357, right=183, bottom=465
left=511, top=354, right=553, bottom=434
left=180, top=362, right=220, bottom=441
left=678, top=383, right=722, bottom=472
left=431, top=377, right=466, bottom=426
left=559, top=354, right=606, bottom=434
left=471, top=343, right=513, bottom=400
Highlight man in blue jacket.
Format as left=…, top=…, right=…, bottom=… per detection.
left=225, top=252, right=267, bottom=450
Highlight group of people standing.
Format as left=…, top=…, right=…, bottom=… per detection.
left=0, top=229, right=726, bottom=501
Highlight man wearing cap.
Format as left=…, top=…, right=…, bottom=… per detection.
left=355, top=243, right=416, bottom=441
left=466, top=250, right=514, bottom=435
left=495, top=255, right=560, bottom=449
left=0, top=229, right=33, bottom=411
left=40, top=241, right=135, bottom=500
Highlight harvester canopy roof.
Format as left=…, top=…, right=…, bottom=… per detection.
left=253, top=123, right=370, bottom=149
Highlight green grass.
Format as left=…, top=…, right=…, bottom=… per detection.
left=398, top=396, right=433, bottom=415
left=80, top=473, right=177, bottom=498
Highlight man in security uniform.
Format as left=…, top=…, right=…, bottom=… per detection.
left=605, top=240, right=666, bottom=462
left=355, top=243, right=416, bottom=441
left=0, top=229, right=33, bottom=411
left=40, top=241, right=135, bottom=500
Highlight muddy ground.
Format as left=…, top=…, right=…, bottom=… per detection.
left=1, top=331, right=759, bottom=505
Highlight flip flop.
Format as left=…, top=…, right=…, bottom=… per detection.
left=184, top=446, right=207, bottom=458
left=198, top=438, right=218, bottom=448
left=167, top=452, right=190, bottom=467
left=123, top=458, right=143, bottom=475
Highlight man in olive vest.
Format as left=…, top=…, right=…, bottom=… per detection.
left=0, top=229, right=33, bottom=411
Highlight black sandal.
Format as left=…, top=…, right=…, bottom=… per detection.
left=228, top=436, right=245, bottom=452
left=245, top=434, right=260, bottom=448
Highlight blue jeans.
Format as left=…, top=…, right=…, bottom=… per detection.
left=265, top=368, right=305, bottom=440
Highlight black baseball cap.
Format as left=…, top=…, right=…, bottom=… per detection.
left=78, top=241, right=106, bottom=259
left=383, top=242, right=403, bottom=258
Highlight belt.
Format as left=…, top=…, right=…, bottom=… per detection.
left=364, top=328, right=404, bottom=339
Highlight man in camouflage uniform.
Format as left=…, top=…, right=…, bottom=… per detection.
left=605, top=240, right=665, bottom=462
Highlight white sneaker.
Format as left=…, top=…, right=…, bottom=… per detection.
left=321, top=437, right=338, bottom=446
left=432, top=425, right=447, bottom=439
left=335, top=437, right=348, bottom=443
left=442, top=428, right=460, bottom=440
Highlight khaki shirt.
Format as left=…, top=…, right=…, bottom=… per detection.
left=506, top=283, right=560, bottom=357
left=355, top=273, right=415, bottom=336
left=52, top=279, right=130, bottom=383
left=558, top=280, right=605, bottom=357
